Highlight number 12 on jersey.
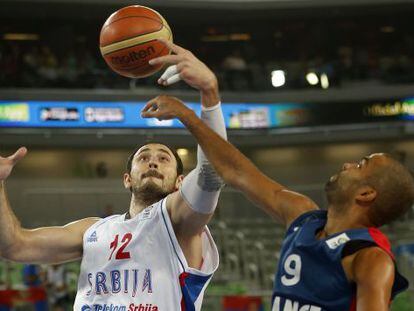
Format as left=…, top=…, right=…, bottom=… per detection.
left=109, top=233, right=132, bottom=260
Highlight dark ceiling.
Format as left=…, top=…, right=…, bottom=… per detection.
left=1, top=0, right=414, bottom=23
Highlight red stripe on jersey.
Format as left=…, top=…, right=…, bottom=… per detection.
left=181, top=297, right=186, bottom=311
left=179, top=272, right=189, bottom=311
left=368, top=228, right=399, bottom=308
left=349, top=294, right=357, bottom=311
left=368, top=228, right=395, bottom=260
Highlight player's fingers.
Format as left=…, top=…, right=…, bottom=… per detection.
left=141, top=110, right=158, bottom=118
left=141, top=106, right=160, bottom=118
left=141, top=103, right=152, bottom=114
left=159, top=65, right=178, bottom=83
left=163, top=73, right=181, bottom=86
left=149, top=54, right=183, bottom=66
left=176, top=62, right=187, bottom=72
left=141, top=100, right=159, bottom=113
left=157, top=38, right=186, bottom=55
left=8, top=147, right=27, bottom=165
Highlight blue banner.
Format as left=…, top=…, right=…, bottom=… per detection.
left=0, top=98, right=412, bottom=129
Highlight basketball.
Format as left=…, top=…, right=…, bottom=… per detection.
left=99, top=5, right=173, bottom=78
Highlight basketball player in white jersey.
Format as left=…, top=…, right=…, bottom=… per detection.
left=0, top=43, right=226, bottom=311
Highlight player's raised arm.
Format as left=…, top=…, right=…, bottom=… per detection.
left=148, top=40, right=227, bottom=235
left=142, top=97, right=318, bottom=228
left=0, top=148, right=99, bottom=264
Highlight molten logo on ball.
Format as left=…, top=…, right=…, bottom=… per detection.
left=111, top=47, right=156, bottom=67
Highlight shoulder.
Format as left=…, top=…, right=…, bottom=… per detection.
left=354, top=246, right=394, bottom=267
left=64, top=217, right=101, bottom=235
left=279, top=190, right=319, bottom=228
left=286, top=209, right=326, bottom=235
left=352, top=247, right=394, bottom=285
left=75, top=217, right=102, bottom=227
left=349, top=247, right=397, bottom=310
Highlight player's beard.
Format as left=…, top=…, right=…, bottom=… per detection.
left=325, top=174, right=358, bottom=212
left=132, top=179, right=174, bottom=207
left=325, top=174, right=349, bottom=212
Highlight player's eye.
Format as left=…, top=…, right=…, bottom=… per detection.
left=159, top=156, right=169, bottom=162
left=138, top=155, right=149, bottom=162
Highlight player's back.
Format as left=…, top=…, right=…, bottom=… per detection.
left=74, top=198, right=219, bottom=311
left=272, top=210, right=408, bottom=311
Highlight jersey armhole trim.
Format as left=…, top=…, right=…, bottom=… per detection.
left=341, top=240, right=378, bottom=259
left=160, top=199, right=217, bottom=277
left=82, top=215, right=118, bottom=245
left=286, top=209, right=325, bottom=236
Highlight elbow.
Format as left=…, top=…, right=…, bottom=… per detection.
left=0, top=232, right=26, bottom=262
left=0, top=244, right=21, bottom=262
left=209, top=161, right=247, bottom=190
left=221, top=170, right=245, bottom=190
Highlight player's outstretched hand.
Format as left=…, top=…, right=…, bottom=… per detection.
left=0, top=147, right=27, bottom=181
left=149, top=39, right=217, bottom=91
left=141, top=95, right=192, bottom=121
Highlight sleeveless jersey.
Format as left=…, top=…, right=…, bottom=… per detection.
left=272, top=210, right=408, bottom=311
left=74, top=198, right=219, bottom=311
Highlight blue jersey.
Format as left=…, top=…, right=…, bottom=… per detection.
left=272, top=210, right=408, bottom=311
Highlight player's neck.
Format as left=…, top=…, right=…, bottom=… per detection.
left=128, top=194, right=159, bottom=219
left=320, top=207, right=370, bottom=238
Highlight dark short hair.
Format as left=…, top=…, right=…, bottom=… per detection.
left=126, top=142, right=184, bottom=176
left=366, top=156, right=414, bottom=227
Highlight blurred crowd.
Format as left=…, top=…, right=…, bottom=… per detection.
left=0, top=14, right=414, bottom=91
left=0, top=263, right=71, bottom=311
left=0, top=43, right=106, bottom=89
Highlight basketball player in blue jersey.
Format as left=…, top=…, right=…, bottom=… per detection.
left=140, top=72, right=414, bottom=310
left=0, top=45, right=226, bottom=311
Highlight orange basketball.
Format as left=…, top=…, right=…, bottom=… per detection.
left=99, top=5, right=172, bottom=79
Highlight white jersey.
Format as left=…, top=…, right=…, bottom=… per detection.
left=74, top=198, right=219, bottom=311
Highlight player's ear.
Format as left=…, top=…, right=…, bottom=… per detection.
left=124, top=173, right=132, bottom=190
left=175, top=174, right=184, bottom=191
left=355, top=185, right=377, bottom=206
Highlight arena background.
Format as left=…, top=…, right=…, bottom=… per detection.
left=1, top=0, right=414, bottom=310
